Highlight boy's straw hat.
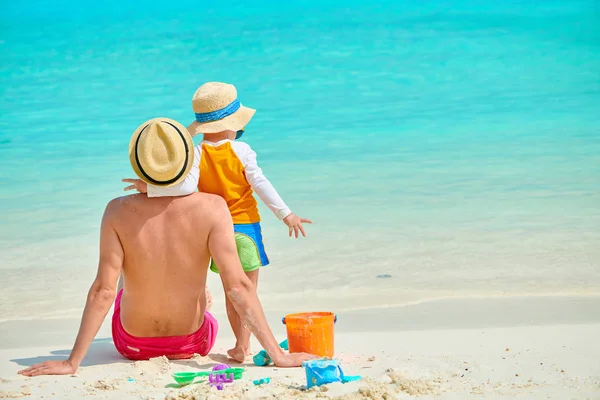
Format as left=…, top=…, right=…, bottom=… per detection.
left=187, top=82, right=255, bottom=136
left=129, top=118, right=194, bottom=187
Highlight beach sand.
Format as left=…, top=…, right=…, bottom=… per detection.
left=1, top=296, right=599, bottom=399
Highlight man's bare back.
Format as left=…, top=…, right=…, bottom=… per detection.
left=111, top=192, right=216, bottom=337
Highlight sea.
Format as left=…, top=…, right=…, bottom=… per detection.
left=1, top=0, right=599, bottom=322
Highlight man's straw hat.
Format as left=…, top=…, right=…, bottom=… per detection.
left=187, top=82, right=255, bottom=136
left=129, top=118, right=194, bottom=187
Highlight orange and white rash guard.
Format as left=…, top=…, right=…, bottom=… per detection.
left=147, top=139, right=291, bottom=224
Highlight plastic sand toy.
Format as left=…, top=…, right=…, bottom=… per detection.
left=283, top=312, right=336, bottom=358
left=302, top=358, right=362, bottom=389
left=172, top=367, right=245, bottom=386
left=253, top=377, right=271, bottom=385
left=212, top=363, right=230, bottom=371
left=253, top=339, right=289, bottom=366
left=209, top=373, right=234, bottom=390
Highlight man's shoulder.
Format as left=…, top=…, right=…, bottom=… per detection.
left=186, top=192, right=227, bottom=206
left=105, top=194, right=134, bottom=210
left=172, top=192, right=227, bottom=214
left=105, top=192, right=228, bottom=216
left=103, top=194, right=141, bottom=217
left=175, top=193, right=230, bottom=227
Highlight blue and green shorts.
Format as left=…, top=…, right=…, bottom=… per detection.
left=210, top=222, right=270, bottom=273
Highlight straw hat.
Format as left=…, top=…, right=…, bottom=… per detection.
left=129, top=118, right=194, bottom=187
left=187, top=82, right=256, bottom=135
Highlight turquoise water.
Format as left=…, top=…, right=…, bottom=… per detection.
left=1, top=0, right=599, bottom=320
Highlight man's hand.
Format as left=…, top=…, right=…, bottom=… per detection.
left=18, top=360, right=77, bottom=377
left=273, top=352, right=318, bottom=368
left=283, top=213, right=313, bottom=238
left=122, top=178, right=147, bottom=194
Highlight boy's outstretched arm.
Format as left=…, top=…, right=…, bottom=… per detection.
left=241, top=144, right=312, bottom=237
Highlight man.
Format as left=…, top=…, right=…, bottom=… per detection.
left=19, top=118, right=314, bottom=377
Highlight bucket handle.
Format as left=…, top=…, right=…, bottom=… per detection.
left=282, top=315, right=337, bottom=325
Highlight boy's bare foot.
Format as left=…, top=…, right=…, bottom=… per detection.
left=227, top=345, right=250, bottom=363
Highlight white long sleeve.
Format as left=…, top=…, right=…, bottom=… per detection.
left=147, top=145, right=201, bottom=197
left=237, top=143, right=292, bottom=220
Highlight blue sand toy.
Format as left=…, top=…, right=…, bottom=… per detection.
left=253, top=377, right=271, bottom=385
left=253, top=339, right=289, bottom=366
left=302, top=358, right=362, bottom=389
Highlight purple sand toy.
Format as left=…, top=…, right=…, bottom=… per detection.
left=208, top=373, right=234, bottom=390
left=212, top=363, right=230, bottom=371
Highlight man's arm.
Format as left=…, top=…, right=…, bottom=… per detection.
left=146, top=145, right=201, bottom=197
left=19, top=201, right=124, bottom=376
left=207, top=197, right=315, bottom=367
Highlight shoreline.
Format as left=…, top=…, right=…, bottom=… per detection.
left=2, top=291, right=600, bottom=321
left=2, top=294, right=600, bottom=350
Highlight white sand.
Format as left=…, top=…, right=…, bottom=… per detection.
left=1, top=296, right=599, bottom=399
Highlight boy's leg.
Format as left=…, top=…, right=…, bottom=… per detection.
left=205, top=286, right=213, bottom=312
left=226, top=269, right=259, bottom=363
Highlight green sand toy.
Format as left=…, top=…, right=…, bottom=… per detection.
left=172, top=367, right=245, bottom=386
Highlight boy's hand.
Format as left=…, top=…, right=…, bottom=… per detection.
left=283, top=213, right=312, bottom=238
left=122, top=178, right=147, bottom=194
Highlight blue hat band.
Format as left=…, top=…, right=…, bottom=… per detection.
left=194, top=99, right=241, bottom=123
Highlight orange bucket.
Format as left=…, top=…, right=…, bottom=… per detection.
left=282, top=312, right=336, bottom=358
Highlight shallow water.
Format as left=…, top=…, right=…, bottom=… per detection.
left=1, top=0, right=599, bottom=321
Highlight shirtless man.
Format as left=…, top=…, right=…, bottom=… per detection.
left=18, top=118, right=314, bottom=377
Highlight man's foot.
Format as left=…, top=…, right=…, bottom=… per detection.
left=227, top=345, right=250, bottom=363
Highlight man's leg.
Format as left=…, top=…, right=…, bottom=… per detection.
left=226, top=269, right=259, bottom=363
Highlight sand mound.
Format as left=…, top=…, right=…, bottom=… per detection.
left=0, top=390, right=32, bottom=399
left=387, top=368, right=442, bottom=396
left=332, top=378, right=396, bottom=400
left=333, top=369, right=442, bottom=399
left=134, top=355, right=171, bottom=376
